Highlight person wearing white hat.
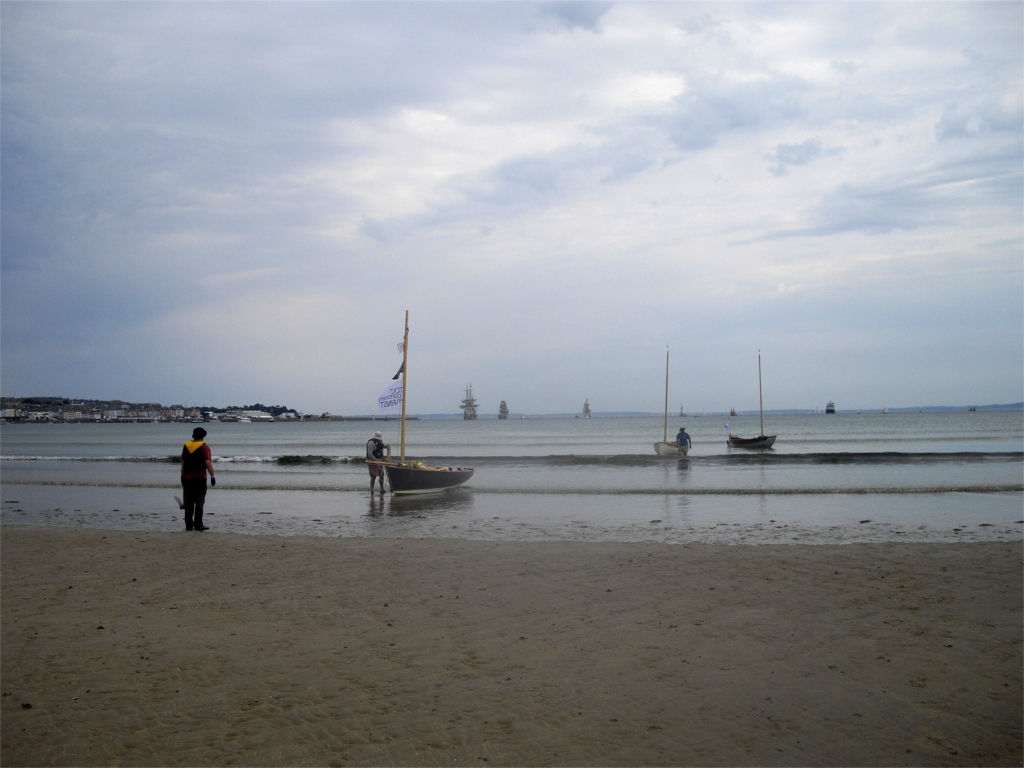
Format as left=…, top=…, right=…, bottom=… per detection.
left=365, top=430, right=390, bottom=492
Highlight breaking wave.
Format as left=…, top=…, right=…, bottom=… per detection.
left=1, top=454, right=363, bottom=464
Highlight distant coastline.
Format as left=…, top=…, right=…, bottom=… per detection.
left=1, top=396, right=1020, bottom=424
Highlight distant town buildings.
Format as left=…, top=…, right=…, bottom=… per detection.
left=0, top=397, right=309, bottom=423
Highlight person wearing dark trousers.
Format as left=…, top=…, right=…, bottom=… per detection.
left=181, top=427, right=215, bottom=531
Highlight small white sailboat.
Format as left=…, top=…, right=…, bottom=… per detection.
left=654, top=348, right=688, bottom=456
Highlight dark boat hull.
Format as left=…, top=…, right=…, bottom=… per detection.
left=728, top=435, right=776, bottom=450
left=373, top=462, right=475, bottom=494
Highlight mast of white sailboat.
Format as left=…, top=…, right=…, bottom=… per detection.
left=400, top=310, right=409, bottom=464
left=757, top=350, right=765, bottom=436
left=663, top=347, right=669, bottom=443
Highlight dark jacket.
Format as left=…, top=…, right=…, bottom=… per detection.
left=366, top=438, right=386, bottom=460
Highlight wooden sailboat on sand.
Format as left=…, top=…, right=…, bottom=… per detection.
left=366, top=312, right=475, bottom=493
left=727, top=352, right=776, bottom=450
left=654, top=348, right=688, bottom=456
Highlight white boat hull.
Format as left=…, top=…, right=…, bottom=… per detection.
left=654, top=441, right=688, bottom=457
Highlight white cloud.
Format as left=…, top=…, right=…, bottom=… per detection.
left=602, top=72, right=687, bottom=111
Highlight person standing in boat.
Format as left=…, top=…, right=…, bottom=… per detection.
left=676, top=426, right=691, bottom=451
left=180, top=427, right=215, bottom=531
left=366, top=431, right=390, bottom=492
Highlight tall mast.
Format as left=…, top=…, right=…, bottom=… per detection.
left=663, top=347, right=669, bottom=443
left=400, top=310, right=409, bottom=464
left=757, top=350, right=765, bottom=436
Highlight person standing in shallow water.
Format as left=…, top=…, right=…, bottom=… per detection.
left=366, top=430, right=390, bottom=492
left=181, top=427, right=215, bottom=531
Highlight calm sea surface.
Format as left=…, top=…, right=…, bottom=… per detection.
left=2, top=410, right=1021, bottom=544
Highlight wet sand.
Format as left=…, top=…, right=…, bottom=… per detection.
left=2, top=525, right=1021, bottom=766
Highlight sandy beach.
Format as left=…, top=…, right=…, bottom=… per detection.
left=2, top=526, right=1020, bottom=766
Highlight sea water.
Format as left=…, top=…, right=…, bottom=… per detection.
left=2, top=410, right=1021, bottom=544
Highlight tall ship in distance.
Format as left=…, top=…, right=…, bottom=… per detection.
left=498, top=400, right=509, bottom=419
left=582, top=399, right=591, bottom=418
left=460, top=385, right=478, bottom=420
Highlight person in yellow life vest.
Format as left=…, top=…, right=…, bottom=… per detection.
left=181, top=427, right=215, bottom=531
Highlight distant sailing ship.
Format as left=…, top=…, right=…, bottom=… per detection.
left=582, top=399, right=591, bottom=418
left=679, top=405, right=686, bottom=417
left=498, top=400, right=509, bottom=419
left=460, top=385, right=478, bottom=420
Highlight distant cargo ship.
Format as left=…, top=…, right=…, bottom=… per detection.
left=825, top=401, right=836, bottom=414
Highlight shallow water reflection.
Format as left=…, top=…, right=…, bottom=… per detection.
left=3, top=481, right=1021, bottom=545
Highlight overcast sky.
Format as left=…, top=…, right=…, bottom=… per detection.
left=2, top=1, right=1021, bottom=414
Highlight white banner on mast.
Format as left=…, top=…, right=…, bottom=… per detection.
left=377, top=380, right=403, bottom=415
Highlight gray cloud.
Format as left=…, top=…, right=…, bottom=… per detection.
left=359, top=118, right=677, bottom=242
left=762, top=145, right=1023, bottom=239
left=539, top=2, right=613, bottom=32
left=664, top=75, right=809, bottom=152
left=826, top=147, right=1021, bottom=232
left=766, top=139, right=845, bottom=177
left=2, top=2, right=1020, bottom=410
left=936, top=99, right=1023, bottom=141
